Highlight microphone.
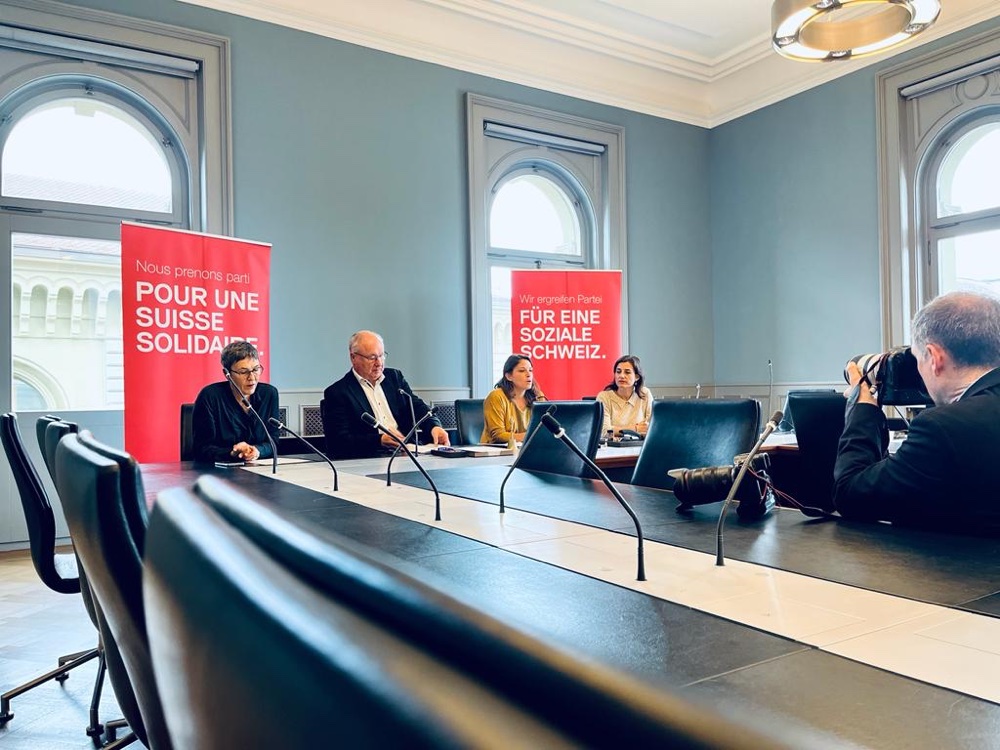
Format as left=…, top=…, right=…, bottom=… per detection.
left=386, top=408, right=437, bottom=486
left=715, top=409, right=782, bottom=567
left=226, top=371, right=277, bottom=475
left=540, top=412, right=646, bottom=582
left=767, top=359, right=774, bottom=420
left=268, top=417, right=338, bottom=491
left=362, top=412, right=442, bottom=521
left=498, top=404, right=555, bottom=514
left=398, top=388, right=421, bottom=455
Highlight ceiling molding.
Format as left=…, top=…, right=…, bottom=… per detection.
left=177, top=0, right=1000, bottom=128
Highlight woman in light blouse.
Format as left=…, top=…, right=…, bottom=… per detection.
left=481, top=354, right=546, bottom=444
left=595, top=354, right=653, bottom=436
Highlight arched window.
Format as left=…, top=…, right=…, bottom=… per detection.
left=3, top=96, right=175, bottom=214
left=490, top=172, right=584, bottom=256
left=923, top=118, right=1000, bottom=298
left=486, top=166, right=592, bottom=379
left=879, top=35, right=1000, bottom=345
left=468, top=95, right=627, bottom=393
left=2, top=88, right=185, bottom=410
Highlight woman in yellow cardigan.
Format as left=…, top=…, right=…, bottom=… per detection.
left=481, top=354, right=546, bottom=444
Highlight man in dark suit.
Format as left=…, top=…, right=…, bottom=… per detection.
left=322, top=330, right=449, bottom=459
left=834, top=291, right=1000, bottom=534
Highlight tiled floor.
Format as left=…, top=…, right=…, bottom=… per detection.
left=0, top=550, right=129, bottom=749
left=249, top=462, right=1000, bottom=706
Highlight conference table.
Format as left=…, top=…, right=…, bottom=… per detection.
left=142, top=451, right=1000, bottom=748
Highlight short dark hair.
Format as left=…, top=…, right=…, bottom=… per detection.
left=494, top=354, right=542, bottom=405
left=602, top=354, right=646, bottom=397
left=221, top=340, right=259, bottom=372
left=911, top=291, right=1000, bottom=369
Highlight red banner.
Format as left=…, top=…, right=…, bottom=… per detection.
left=510, top=270, right=622, bottom=400
left=121, top=223, right=271, bottom=462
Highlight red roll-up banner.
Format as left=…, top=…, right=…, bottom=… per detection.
left=510, top=270, right=622, bottom=400
left=120, top=222, right=271, bottom=463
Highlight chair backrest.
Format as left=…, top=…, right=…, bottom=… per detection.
left=142, top=475, right=779, bottom=749
left=179, top=403, right=195, bottom=461
left=44, top=420, right=77, bottom=483
left=55, top=432, right=171, bottom=750
left=516, top=400, right=603, bottom=478
left=77, top=431, right=150, bottom=556
left=631, top=399, right=761, bottom=490
left=780, top=389, right=837, bottom=431
left=453, top=398, right=485, bottom=445
left=0, top=412, right=78, bottom=594
left=36, top=414, right=76, bottom=481
left=785, top=392, right=846, bottom=511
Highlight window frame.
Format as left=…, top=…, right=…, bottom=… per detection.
left=1, top=83, right=189, bottom=225
left=488, top=163, right=593, bottom=263
left=0, top=0, right=232, bottom=233
left=920, top=114, right=1000, bottom=300
left=467, top=93, right=627, bottom=395
left=877, top=26, right=1000, bottom=347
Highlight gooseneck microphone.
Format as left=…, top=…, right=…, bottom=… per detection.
left=715, top=409, right=782, bottom=567
left=767, top=359, right=774, bottom=419
left=268, top=417, right=338, bottom=491
left=226, top=371, right=277, bottom=475
left=386, top=408, right=437, bottom=486
left=362, top=412, right=442, bottom=521
left=540, top=413, right=646, bottom=582
left=498, top=404, right=555, bottom=514
left=398, top=388, right=421, bottom=455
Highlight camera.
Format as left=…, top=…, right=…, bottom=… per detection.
left=845, top=347, right=933, bottom=406
left=671, top=453, right=775, bottom=521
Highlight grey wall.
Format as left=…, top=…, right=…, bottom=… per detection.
left=709, top=74, right=881, bottom=387
left=60, top=0, right=714, bottom=391
left=710, top=17, right=1000, bottom=387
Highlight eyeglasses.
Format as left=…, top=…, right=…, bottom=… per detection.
left=352, top=352, right=387, bottom=362
left=230, top=365, right=264, bottom=378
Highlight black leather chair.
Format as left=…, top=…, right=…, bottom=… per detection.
left=631, top=399, right=761, bottom=490
left=778, top=389, right=837, bottom=431
left=0, top=413, right=101, bottom=728
left=36, top=417, right=126, bottom=744
left=142, top=475, right=779, bottom=749
left=179, top=403, right=195, bottom=461
left=781, top=392, right=846, bottom=512
left=56, top=432, right=172, bottom=750
left=516, top=400, right=603, bottom=478
left=454, top=398, right=485, bottom=445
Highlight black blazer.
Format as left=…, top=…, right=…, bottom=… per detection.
left=322, top=368, right=441, bottom=459
left=833, top=367, right=1000, bottom=534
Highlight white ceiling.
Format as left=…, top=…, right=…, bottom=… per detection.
left=179, top=0, right=1000, bottom=127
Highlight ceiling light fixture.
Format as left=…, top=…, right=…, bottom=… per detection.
left=772, top=0, right=941, bottom=62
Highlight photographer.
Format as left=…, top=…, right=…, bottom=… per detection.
left=834, top=291, right=1000, bottom=534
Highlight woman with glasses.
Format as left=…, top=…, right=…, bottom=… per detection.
left=191, top=339, right=281, bottom=464
left=481, top=354, right=546, bottom=444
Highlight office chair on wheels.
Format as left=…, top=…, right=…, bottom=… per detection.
left=0, top=413, right=101, bottom=734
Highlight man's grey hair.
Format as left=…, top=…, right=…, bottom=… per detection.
left=221, top=340, right=259, bottom=371
left=348, top=330, right=384, bottom=353
left=911, top=291, right=1000, bottom=368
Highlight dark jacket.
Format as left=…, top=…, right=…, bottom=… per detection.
left=322, top=368, right=441, bottom=459
left=192, top=381, right=281, bottom=464
left=833, top=367, right=1000, bottom=534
